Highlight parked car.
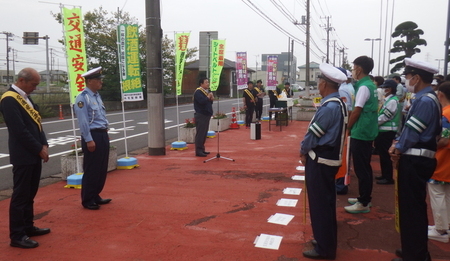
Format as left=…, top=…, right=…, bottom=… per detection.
left=291, top=84, right=304, bottom=91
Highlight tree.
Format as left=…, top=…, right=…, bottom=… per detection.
left=389, top=21, right=427, bottom=73
left=54, top=7, right=197, bottom=100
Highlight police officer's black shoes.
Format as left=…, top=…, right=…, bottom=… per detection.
left=84, top=204, right=100, bottom=210
left=203, top=151, right=210, bottom=154
left=376, top=179, right=394, bottom=185
left=10, top=236, right=39, bottom=248
left=196, top=153, right=207, bottom=157
left=97, top=198, right=112, bottom=205
left=26, top=226, right=51, bottom=237
left=302, top=249, right=335, bottom=260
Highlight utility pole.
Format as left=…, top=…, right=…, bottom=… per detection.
left=2, top=32, right=13, bottom=85
left=287, top=37, right=290, bottom=83
left=291, top=39, right=294, bottom=83
left=146, top=0, right=166, bottom=155
left=321, top=16, right=332, bottom=63
left=12, top=49, right=16, bottom=83
left=445, top=0, right=450, bottom=77
left=436, top=59, right=444, bottom=75
left=332, top=40, right=336, bottom=66
left=305, top=0, right=310, bottom=96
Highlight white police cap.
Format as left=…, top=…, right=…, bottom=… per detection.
left=81, top=66, right=104, bottom=79
left=319, top=63, right=347, bottom=84
left=403, top=58, right=438, bottom=75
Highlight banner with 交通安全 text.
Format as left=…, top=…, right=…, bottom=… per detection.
left=118, top=24, right=143, bottom=101
left=175, top=33, right=190, bottom=96
left=63, top=7, right=87, bottom=104
left=266, top=55, right=278, bottom=91
left=209, top=39, right=226, bottom=92
left=236, top=52, right=248, bottom=90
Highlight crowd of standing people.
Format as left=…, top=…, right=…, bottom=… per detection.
left=299, top=56, right=450, bottom=261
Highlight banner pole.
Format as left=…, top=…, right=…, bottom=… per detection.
left=61, top=5, right=84, bottom=175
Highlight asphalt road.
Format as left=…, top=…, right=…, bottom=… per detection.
left=0, top=96, right=272, bottom=190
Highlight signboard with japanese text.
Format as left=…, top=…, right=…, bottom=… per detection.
left=236, top=52, right=248, bottom=90
left=117, top=24, right=143, bottom=101
left=62, top=7, right=87, bottom=104
left=209, top=39, right=226, bottom=92
left=266, top=55, right=278, bottom=90
left=175, top=33, right=190, bottom=96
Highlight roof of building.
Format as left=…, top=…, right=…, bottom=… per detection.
left=38, top=69, right=67, bottom=74
left=185, top=59, right=255, bottom=72
left=298, top=61, right=320, bottom=69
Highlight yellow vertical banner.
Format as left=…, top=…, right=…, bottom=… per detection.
left=175, top=33, right=190, bottom=96
left=62, top=7, right=87, bottom=104
left=117, top=24, right=143, bottom=101
left=210, top=40, right=226, bottom=91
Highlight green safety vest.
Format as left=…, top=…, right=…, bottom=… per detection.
left=351, top=76, right=378, bottom=141
left=379, top=95, right=400, bottom=132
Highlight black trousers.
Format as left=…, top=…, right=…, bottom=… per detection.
left=374, top=131, right=396, bottom=181
left=269, top=98, right=277, bottom=118
left=9, top=162, right=42, bottom=240
left=81, top=131, right=110, bottom=207
left=305, top=154, right=338, bottom=259
left=255, top=99, right=263, bottom=120
left=245, top=105, right=255, bottom=127
left=398, top=155, right=435, bottom=261
left=350, top=138, right=373, bottom=206
left=195, top=113, right=211, bottom=154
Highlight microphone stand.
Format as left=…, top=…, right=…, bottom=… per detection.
left=204, top=95, right=235, bottom=163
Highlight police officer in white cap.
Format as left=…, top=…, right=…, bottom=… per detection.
left=74, top=67, right=112, bottom=210
left=390, top=58, right=441, bottom=261
left=300, top=63, right=348, bottom=260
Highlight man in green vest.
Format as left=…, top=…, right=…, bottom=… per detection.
left=374, top=80, right=400, bottom=185
left=345, top=56, right=379, bottom=214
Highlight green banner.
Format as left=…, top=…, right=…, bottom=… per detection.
left=210, top=40, right=226, bottom=91
left=175, top=33, right=190, bottom=96
left=117, top=24, right=143, bottom=101
left=62, top=7, right=87, bottom=104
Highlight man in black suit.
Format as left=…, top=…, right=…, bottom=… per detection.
left=0, top=68, right=50, bottom=248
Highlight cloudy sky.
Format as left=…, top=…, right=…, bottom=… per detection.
left=0, top=0, right=448, bottom=77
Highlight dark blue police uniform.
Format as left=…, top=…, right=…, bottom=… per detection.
left=74, top=85, right=110, bottom=209
left=301, top=92, right=347, bottom=259
left=395, top=86, right=441, bottom=261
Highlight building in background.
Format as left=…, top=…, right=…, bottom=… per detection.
left=298, top=61, right=321, bottom=88
left=0, top=70, right=14, bottom=88
left=39, top=70, right=67, bottom=84
left=183, top=58, right=254, bottom=98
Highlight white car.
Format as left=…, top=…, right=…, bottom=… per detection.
left=291, top=84, right=304, bottom=91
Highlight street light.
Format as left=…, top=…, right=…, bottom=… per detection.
left=364, top=38, right=381, bottom=58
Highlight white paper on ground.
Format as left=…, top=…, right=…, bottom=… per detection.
left=291, top=175, right=305, bottom=181
left=283, top=187, right=302, bottom=195
left=254, top=234, right=283, bottom=250
left=267, top=213, right=295, bottom=225
left=296, top=166, right=305, bottom=171
left=276, top=198, right=298, bottom=207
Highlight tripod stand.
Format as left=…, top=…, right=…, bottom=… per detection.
left=204, top=95, right=235, bottom=163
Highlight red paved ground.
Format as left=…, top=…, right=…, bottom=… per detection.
left=0, top=120, right=449, bottom=260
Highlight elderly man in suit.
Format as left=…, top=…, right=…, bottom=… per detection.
left=0, top=68, right=50, bottom=248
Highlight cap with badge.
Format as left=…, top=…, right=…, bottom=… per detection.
left=82, top=66, right=104, bottom=79
left=318, top=63, right=347, bottom=84
left=403, top=58, right=438, bottom=76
